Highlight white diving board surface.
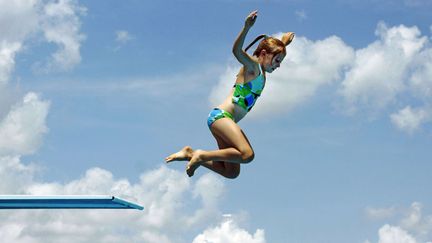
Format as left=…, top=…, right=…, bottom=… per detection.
left=0, top=195, right=143, bottom=210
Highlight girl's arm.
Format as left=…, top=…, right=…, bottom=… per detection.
left=232, top=11, right=258, bottom=71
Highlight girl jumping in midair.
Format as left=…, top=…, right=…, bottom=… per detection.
left=166, top=10, right=294, bottom=178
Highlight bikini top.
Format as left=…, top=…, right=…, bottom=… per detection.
left=232, top=64, right=265, bottom=112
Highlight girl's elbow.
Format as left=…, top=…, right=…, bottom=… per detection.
left=232, top=48, right=246, bottom=60
left=232, top=46, right=240, bottom=55
left=232, top=51, right=241, bottom=61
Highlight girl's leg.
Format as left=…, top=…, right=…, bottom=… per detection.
left=165, top=143, right=239, bottom=178
left=199, top=131, right=241, bottom=179
left=186, top=118, right=254, bottom=176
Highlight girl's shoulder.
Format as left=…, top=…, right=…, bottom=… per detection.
left=241, top=60, right=261, bottom=76
left=236, top=62, right=264, bottom=84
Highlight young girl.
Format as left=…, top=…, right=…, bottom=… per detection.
left=165, top=10, right=294, bottom=178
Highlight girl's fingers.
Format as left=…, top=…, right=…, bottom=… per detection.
left=249, top=10, right=258, bottom=17
left=245, top=10, right=258, bottom=27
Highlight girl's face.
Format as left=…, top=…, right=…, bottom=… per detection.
left=261, top=51, right=286, bottom=73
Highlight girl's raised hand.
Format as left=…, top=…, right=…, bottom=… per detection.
left=245, top=10, right=258, bottom=29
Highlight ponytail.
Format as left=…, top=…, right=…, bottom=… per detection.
left=244, top=34, right=268, bottom=52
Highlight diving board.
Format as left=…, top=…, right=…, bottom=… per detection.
left=0, top=195, right=143, bottom=210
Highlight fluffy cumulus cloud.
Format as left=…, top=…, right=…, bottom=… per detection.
left=0, top=93, right=50, bottom=156
left=339, top=22, right=427, bottom=115
left=0, top=155, right=39, bottom=194
left=210, top=22, right=432, bottom=133
left=0, top=0, right=85, bottom=76
left=0, top=166, right=219, bottom=243
left=0, top=41, right=22, bottom=85
left=0, top=0, right=37, bottom=84
left=0, top=159, right=266, bottom=242
left=378, top=225, right=417, bottom=243
left=0, top=92, right=48, bottom=193
left=390, top=47, right=432, bottom=132
left=193, top=217, right=266, bottom=243
left=390, top=106, right=431, bottom=133
left=365, top=202, right=432, bottom=243
left=38, top=0, right=86, bottom=72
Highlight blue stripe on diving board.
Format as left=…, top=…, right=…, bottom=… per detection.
left=0, top=195, right=144, bottom=210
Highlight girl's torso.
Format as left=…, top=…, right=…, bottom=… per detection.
left=218, top=64, right=266, bottom=122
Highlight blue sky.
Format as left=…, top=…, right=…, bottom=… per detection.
left=1, top=0, right=432, bottom=242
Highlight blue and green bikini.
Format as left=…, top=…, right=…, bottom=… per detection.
left=207, top=64, right=265, bottom=128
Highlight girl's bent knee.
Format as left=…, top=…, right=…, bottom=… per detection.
left=240, top=149, right=254, bottom=163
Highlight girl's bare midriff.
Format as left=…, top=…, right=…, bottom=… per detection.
left=217, top=88, right=248, bottom=123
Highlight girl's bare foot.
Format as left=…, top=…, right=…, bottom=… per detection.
left=165, top=146, right=194, bottom=163
left=186, top=150, right=205, bottom=177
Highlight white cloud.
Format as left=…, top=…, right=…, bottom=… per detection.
left=0, top=0, right=36, bottom=83
left=410, top=48, right=432, bottom=101
left=401, top=203, right=424, bottom=230
left=366, top=206, right=397, bottom=220
left=0, top=155, right=39, bottom=194
left=193, top=217, right=266, bottom=243
left=0, top=159, right=236, bottom=243
left=0, top=0, right=85, bottom=91
left=38, top=0, right=86, bottom=72
left=367, top=202, right=432, bottom=243
left=390, top=106, right=430, bottom=133
left=400, top=203, right=432, bottom=238
left=0, top=0, right=86, bottom=76
left=115, top=30, right=133, bottom=44
left=0, top=86, right=19, bottom=122
left=378, top=224, right=417, bottom=243
left=0, top=0, right=39, bottom=43
left=339, top=22, right=426, bottom=115
left=187, top=173, right=225, bottom=227
left=0, top=41, right=21, bottom=85
left=0, top=92, right=50, bottom=156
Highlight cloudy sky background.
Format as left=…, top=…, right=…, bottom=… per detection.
left=1, top=0, right=432, bottom=242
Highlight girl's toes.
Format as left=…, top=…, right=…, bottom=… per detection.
left=186, top=167, right=194, bottom=177
left=165, top=156, right=174, bottom=163
left=186, top=163, right=199, bottom=177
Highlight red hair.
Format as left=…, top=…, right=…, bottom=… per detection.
left=245, top=33, right=295, bottom=57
